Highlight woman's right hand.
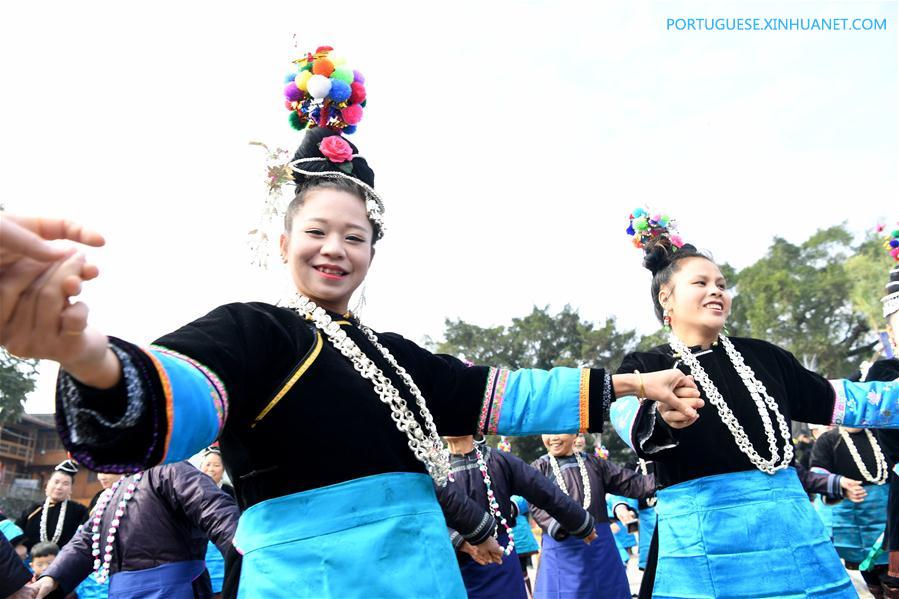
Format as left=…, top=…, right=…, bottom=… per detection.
left=27, top=577, right=57, bottom=599
left=0, top=252, right=114, bottom=386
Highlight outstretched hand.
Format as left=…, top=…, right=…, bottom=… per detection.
left=26, top=576, right=56, bottom=599
left=0, top=213, right=104, bottom=267
left=642, top=369, right=704, bottom=429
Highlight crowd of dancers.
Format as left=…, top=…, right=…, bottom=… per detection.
left=1, top=44, right=899, bottom=598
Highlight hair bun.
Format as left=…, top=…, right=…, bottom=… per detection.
left=642, top=240, right=672, bottom=275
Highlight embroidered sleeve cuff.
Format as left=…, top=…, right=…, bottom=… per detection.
left=635, top=402, right=679, bottom=455
left=571, top=513, right=595, bottom=539
left=56, top=338, right=165, bottom=473
left=463, top=512, right=496, bottom=546
left=449, top=529, right=465, bottom=550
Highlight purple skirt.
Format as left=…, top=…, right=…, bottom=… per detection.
left=534, top=524, right=630, bottom=599
left=458, top=532, right=528, bottom=599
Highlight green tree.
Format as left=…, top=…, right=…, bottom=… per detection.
left=726, top=225, right=878, bottom=377
left=435, top=305, right=642, bottom=464
left=0, top=348, right=38, bottom=423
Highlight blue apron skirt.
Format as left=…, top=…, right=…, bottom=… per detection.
left=638, top=506, right=656, bottom=571
left=832, top=482, right=889, bottom=565
left=204, top=540, right=225, bottom=593
left=652, top=467, right=854, bottom=598
left=534, top=523, right=630, bottom=599
left=108, top=560, right=206, bottom=599
left=459, top=531, right=528, bottom=599
left=233, top=472, right=467, bottom=599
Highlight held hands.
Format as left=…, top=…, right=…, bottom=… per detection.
left=582, top=529, right=597, bottom=545
left=613, top=504, right=637, bottom=525
left=840, top=477, right=867, bottom=503
left=460, top=536, right=504, bottom=566
left=25, top=576, right=57, bottom=599
left=0, top=213, right=104, bottom=267
left=641, top=369, right=704, bottom=429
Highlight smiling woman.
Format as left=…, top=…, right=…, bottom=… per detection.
left=611, top=212, right=899, bottom=599
left=2, top=49, right=704, bottom=599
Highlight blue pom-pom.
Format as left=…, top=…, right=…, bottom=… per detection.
left=633, top=208, right=646, bottom=218
left=328, top=79, right=352, bottom=103
left=284, top=72, right=298, bottom=84
left=891, top=239, right=899, bottom=248
left=343, top=125, right=357, bottom=134
left=626, top=225, right=635, bottom=236
left=311, top=108, right=321, bottom=120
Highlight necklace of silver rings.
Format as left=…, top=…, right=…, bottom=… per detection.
left=549, top=452, right=592, bottom=509
left=285, top=294, right=451, bottom=486
left=669, top=333, right=794, bottom=475
left=840, top=428, right=888, bottom=485
left=39, top=498, right=67, bottom=544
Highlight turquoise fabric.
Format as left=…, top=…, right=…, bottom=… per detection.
left=637, top=506, right=656, bottom=570
left=609, top=396, right=640, bottom=451
left=233, top=472, right=467, bottom=599
left=832, top=378, right=899, bottom=427
left=831, top=482, right=889, bottom=565
left=511, top=495, right=539, bottom=555
left=652, top=467, right=854, bottom=598
left=75, top=571, right=109, bottom=599
left=0, top=520, right=24, bottom=542
left=813, top=495, right=835, bottom=539
left=496, top=368, right=584, bottom=435
left=204, top=540, right=225, bottom=593
left=606, top=494, right=637, bottom=550
left=150, top=350, right=221, bottom=463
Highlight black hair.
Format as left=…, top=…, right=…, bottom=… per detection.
left=285, top=126, right=381, bottom=244
left=643, top=237, right=715, bottom=323
left=31, top=542, right=60, bottom=558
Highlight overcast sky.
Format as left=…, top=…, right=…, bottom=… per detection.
left=1, top=1, right=895, bottom=413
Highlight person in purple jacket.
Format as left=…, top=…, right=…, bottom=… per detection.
left=29, top=461, right=238, bottom=599
left=531, top=434, right=655, bottom=599
left=443, top=435, right=596, bottom=599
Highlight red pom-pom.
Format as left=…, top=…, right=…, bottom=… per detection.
left=349, top=82, right=366, bottom=104
left=284, top=100, right=294, bottom=110
left=312, top=58, right=335, bottom=76
left=341, top=104, right=363, bottom=125
left=315, top=45, right=334, bottom=54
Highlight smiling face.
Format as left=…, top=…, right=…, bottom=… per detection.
left=200, top=453, right=224, bottom=485
left=542, top=434, right=577, bottom=457
left=661, top=257, right=731, bottom=345
left=45, top=472, right=73, bottom=503
left=280, top=188, right=375, bottom=314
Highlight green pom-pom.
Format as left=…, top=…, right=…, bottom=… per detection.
left=892, top=229, right=899, bottom=238
left=332, top=66, right=354, bottom=84
left=288, top=111, right=305, bottom=130
left=634, top=217, right=649, bottom=231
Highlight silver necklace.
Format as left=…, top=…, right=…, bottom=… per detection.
left=39, top=498, right=67, bottom=544
left=669, top=334, right=794, bottom=475
left=285, top=294, right=451, bottom=485
left=840, top=428, right=888, bottom=485
left=474, top=445, right=515, bottom=555
left=549, top=452, right=592, bottom=509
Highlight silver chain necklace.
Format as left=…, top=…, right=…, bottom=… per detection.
left=285, top=294, right=451, bottom=485
left=39, top=498, right=67, bottom=544
left=669, top=334, right=794, bottom=475
left=549, top=452, right=592, bottom=509
left=840, top=428, right=888, bottom=485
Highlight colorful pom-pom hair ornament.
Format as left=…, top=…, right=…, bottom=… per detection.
left=249, top=45, right=384, bottom=268
left=625, top=207, right=683, bottom=251
left=879, top=220, right=899, bottom=318
left=283, top=45, right=367, bottom=133
left=497, top=436, right=512, bottom=452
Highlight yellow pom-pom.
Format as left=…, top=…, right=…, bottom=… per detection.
left=294, top=71, right=313, bottom=92
left=329, top=53, right=347, bottom=66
